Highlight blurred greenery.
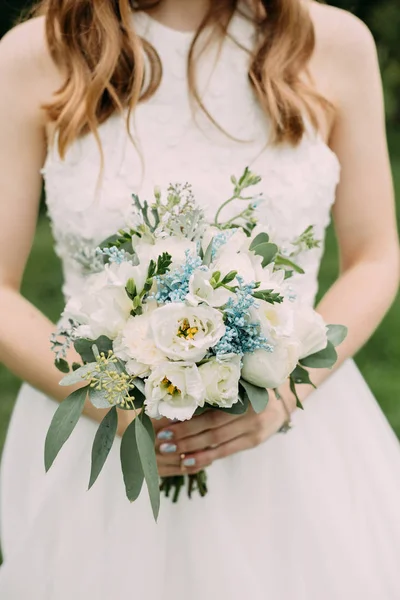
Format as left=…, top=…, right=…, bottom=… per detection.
left=0, top=1, right=399, bottom=453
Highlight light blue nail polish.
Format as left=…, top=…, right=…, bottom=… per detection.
left=157, top=430, right=174, bottom=441
left=183, top=457, right=196, bottom=467
left=160, top=443, right=177, bottom=454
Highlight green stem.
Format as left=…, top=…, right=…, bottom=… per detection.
left=214, top=194, right=238, bottom=226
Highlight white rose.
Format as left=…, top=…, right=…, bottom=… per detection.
left=144, top=362, right=205, bottom=421
left=63, top=262, right=138, bottom=340
left=292, top=304, right=328, bottom=359
left=135, top=237, right=196, bottom=270
left=199, top=355, right=241, bottom=408
left=241, top=338, right=300, bottom=389
left=113, top=314, right=165, bottom=377
left=187, top=269, right=233, bottom=307
left=150, top=303, right=226, bottom=362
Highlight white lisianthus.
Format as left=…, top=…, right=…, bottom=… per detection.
left=113, top=314, right=165, bottom=378
left=63, top=262, right=139, bottom=340
left=252, top=262, right=286, bottom=293
left=201, top=225, right=220, bottom=254
left=144, top=362, right=205, bottom=421
left=150, top=303, right=226, bottom=362
left=241, top=338, right=300, bottom=389
left=213, top=229, right=248, bottom=259
left=213, top=251, right=255, bottom=286
left=187, top=269, right=233, bottom=307
left=292, top=304, right=328, bottom=359
left=135, top=237, right=196, bottom=270
left=199, top=354, right=241, bottom=408
left=252, top=298, right=295, bottom=339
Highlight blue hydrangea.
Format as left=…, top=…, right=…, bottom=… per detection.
left=213, top=277, right=273, bottom=357
left=96, top=246, right=126, bottom=265
left=154, top=252, right=204, bottom=304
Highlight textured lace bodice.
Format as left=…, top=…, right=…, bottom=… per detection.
left=42, top=11, right=340, bottom=306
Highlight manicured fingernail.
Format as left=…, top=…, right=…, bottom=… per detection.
left=183, top=457, right=196, bottom=467
left=159, top=443, right=177, bottom=454
left=157, top=430, right=174, bottom=441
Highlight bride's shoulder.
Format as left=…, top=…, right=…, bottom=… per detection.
left=307, top=2, right=379, bottom=104
left=0, top=17, right=62, bottom=106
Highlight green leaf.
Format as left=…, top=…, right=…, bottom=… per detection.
left=239, top=379, right=269, bottom=414
left=89, top=407, right=118, bottom=489
left=120, top=417, right=145, bottom=502
left=221, top=270, right=237, bottom=285
left=274, top=255, right=305, bottom=275
left=55, top=358, right=70, bottom=374
left=125, top=278, right=137, bottom=300
left=136, top=414, right=160, bottom=521
left=203, top=238, right=214, bottom=266
left=249, top=232, right=269, bottom=250
left=251, top=242, right=278, bottom=267
left=59, top=362, right=96, bottom=387
left=252, top=289, right=284, bottom=304
left=72, top=362, right=82, bottom=372
left=300, top=341, right=338, bottom=369
left=289, top=377, right=304, bottom=410
left=290, top=365, right=316, bottom=388
left=44, top=387, right=88, bottom=471
left=216, top=394, right=250, bottom=415
left=74, top=336, right=113, bottom=364
left=327, top=324, right=348, bottom=348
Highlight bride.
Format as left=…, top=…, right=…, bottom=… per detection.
left=0, top=0, right=399, bottom=597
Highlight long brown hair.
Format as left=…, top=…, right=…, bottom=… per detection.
left=31, top=0, right=328, bottom=157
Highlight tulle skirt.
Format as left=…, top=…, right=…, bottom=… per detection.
left=1, top=359, right=400, bottom=599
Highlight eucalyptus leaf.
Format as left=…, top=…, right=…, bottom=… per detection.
left=59, top=363, right=96, bottom=387
left=136, top=414, right=160, bottom=521
left=89, top=407, right=118, bottom=489
left=290, top=365, right=316, bottom=388
left=74, top=336, right=113, bottom=364
left=203, top=238, right=214, bottom=267
left=44, top=387, right=88, bottom=471
left=239, top=379, right=269, bottom=414
left=300, top=341, right=338, bottom=369
left=88, top=388, right=115, bottom=410
left=217, top=394, right=250, bottom=415
left=249, top=232, right=269, bottom=250
left=274, top=255, right=305, bottom=275
left=327, top=324, right=348, bottom=348
left=55, top=358, right=70, bottom=374
left=289, top=377, right=304, bottom=410
left=120, top=418, right=145, bottom=502
left=251, top=242, right=278, bottom=268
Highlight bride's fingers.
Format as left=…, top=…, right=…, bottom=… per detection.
left=156, top=409, right=242, bottom=446
left=179, top=434, right=256, bottom=472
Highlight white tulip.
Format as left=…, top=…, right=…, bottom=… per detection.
left=144, top=362, right=205, bottom=421
left=241, top=338, right=300, bottom=389
left=199, top=355, right=241, bottom=408
left=150, top=303, right=226, bottom=362
left=292, top=304, right=328, bottom=359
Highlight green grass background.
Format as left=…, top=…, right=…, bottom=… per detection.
left=0, top=135, right=399, bottom=456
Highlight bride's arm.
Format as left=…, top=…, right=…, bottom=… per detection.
left=153, top=10, right=400, bottom=475
left=0, top=21, right=117, bottom=429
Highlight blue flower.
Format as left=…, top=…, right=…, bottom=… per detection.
left=213, top=277, right=273, bottom=357
left=154, top=251, right=205, bottom=304
left=96, top=246, right=126, bottom=265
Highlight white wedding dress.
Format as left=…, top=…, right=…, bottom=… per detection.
left=1, top=12, right=400, bottom=599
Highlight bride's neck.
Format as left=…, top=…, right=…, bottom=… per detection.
left=145, top=0, right=211, bottom=32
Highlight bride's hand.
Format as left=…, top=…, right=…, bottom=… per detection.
left=153, top=390, right=294, bottom=477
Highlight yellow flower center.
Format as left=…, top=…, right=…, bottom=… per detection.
left=162, top=377, right=181, bottom=396
left=177, top=318, right=199, bottom=340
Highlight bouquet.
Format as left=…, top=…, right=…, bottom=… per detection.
left=46, top=168, right=347, bottom=521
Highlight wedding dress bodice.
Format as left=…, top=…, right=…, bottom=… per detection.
left=42, top=11, right=340, bottom=305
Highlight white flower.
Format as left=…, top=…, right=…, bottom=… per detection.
left=252, top=298, right=295, bottom=339
left=292, top=304, right=328, bottom=359
left=213, top=251, right=256, bottom=285
left=63, top=262, right=138, bottom=340
left=213, top=229, right=248, bottom=259
left=252, top=262, right=286, bottom=293
left=187, top=270, right=233, bottom=307
left=135, top=237, right=196, bottom=270
left=199, top=355, right=241, bottom=408
left=113, top=314, right=165, bottom=377
left=150, top=303, right=226, bottom=362
left=144, top=362, right=205, bottom=421
left=241, top=338, right=300, bottom=389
